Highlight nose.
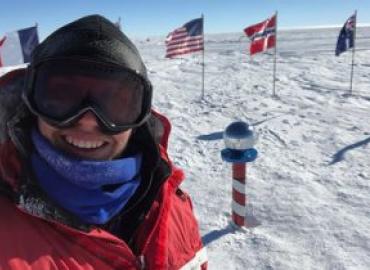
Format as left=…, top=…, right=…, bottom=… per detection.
left=75, top=111, right=100, bottom=131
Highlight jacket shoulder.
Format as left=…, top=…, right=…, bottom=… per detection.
left=136, top=178, right=207, bottom=269
left=167, top=187, right=207, bottom=269
left=0, top=196, right=139, bottom=270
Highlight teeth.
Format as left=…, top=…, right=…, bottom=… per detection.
left=65, top=136, right=104, bottom=149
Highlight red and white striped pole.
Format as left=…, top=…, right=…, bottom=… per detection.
left=232, top=163, right=247, bottom=227
left=221, top=121, right=258, bottom=228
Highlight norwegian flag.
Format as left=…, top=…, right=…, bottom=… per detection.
left=244, top=14, right=276, bottom=55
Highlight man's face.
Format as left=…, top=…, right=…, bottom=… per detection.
left=38, top=112, right=132, bottom=160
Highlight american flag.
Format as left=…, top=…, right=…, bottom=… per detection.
left=165, top=18, right=204, bottom=58
left=335, top=14, right=356, bottom=56
left=244, top=15, right=276, bottom=55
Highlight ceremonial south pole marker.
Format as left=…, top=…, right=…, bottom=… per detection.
left=221, top=121, right=258, bottom=227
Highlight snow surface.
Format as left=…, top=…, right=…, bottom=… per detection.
left=1, top=27, right=370, bottom=270
left=137, top=27, right=370, bottom=270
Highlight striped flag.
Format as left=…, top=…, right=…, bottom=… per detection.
left=165, top=18, right=204, bottom=58
left=0, top=26, right=39, bottom=67
left=244, top=15, right=276, bottom=55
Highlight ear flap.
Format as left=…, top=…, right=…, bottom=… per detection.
left=147, top=114, right=164, bottom=145
left=0, top=68, right=26, bottom=87
left=0, top=68, right=28, bottom=143
left=147, top=110, right=171, bottom=150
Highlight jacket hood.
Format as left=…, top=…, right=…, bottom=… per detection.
left=31, top=14, right=148, bottom=81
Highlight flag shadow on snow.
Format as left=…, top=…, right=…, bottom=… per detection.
left=196, top=131, right=223, bottom=141
left=196, top=112, right=292, bottom=142
left=195, top=121, right=274, bottom=142
left=329, top=136, right=370, bottom=165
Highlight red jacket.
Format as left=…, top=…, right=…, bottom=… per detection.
left=0, top=69, right=207, bottom=270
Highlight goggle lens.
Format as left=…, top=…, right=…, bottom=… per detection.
left=27, top=61, right=149, bottom=132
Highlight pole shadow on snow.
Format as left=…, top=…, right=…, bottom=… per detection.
left=202, top=217, right=261, bottom=246
left=342, top=93, right=370, bottom=100
left=252, top=114, right=289, bottom=126
left=202, top=224, right=237, bottom=246
left=329, top=136, right=370, bottom=165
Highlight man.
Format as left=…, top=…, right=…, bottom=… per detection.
left=0, top=15, right=207, bottom=270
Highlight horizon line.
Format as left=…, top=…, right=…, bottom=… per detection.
left=134, top=23, right=370, bottom=39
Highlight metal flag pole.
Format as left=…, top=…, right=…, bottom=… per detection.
left=35, top=22, right=40, bottom=45
left=201, top=13, right=205, bottom=100
left=272, top=11, right=278, bottom=97
left=238, top=35, right=246, bottom=64
left=349, top=10, right=357, bottom=95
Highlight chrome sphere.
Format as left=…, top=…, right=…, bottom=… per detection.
left=223, top=121, right=256, bottom=150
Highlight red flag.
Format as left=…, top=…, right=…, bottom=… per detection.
left=244, top=15, right=276, bottom=55
left=0, top=36, right=6, bottom=47
left=0, top=36, right=5, bottom=67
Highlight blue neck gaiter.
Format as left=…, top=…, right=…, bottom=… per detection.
left=30, top=129, right=142, bottom=224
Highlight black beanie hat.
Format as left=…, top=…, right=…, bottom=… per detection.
left=23, top=15, right=152, bottom=132
left=31, top=14, right=149, bottom=83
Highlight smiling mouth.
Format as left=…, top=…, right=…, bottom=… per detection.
left=64, top=135, right=106, bottom=149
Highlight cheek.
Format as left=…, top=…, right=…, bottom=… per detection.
left=112, top=130, right=132, bottom=152
left=38, top=119, right=58, bottom=143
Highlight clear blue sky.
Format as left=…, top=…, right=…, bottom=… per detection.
left=0, top=0, right=369, bottom=40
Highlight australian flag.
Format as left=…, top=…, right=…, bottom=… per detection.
left=335, top=14, right=356, bottom=56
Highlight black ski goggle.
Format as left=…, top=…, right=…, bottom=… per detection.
left=23, top=60, right=152, bottom=134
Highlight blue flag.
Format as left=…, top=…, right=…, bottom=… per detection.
left=335, top=14, right=356, bottom=56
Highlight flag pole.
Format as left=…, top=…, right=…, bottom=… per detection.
left=349, top=10, right=357, bottom=95
left=35, top=22, right=39, bottom=43
left=201, top=13, right=205, bottom=100
left=272, top=11, right=278, bottom=97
